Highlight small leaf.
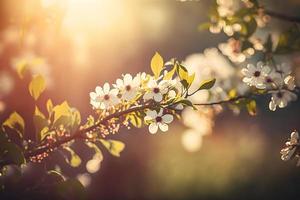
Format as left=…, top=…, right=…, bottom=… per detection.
left=3, top=112, right=25, bottom=138
left=246, top=100, right=257, bottom=116
left=99, top=139, right=125, bottom=157
left=64, top=147, right=82, bottom=167
left=47, top=99, right=53, bottom=116
left=151, top=52, right=164, bottom=79
left=55, top=178, right=86, bottom=200
left=198, top=78, right=216, bottom=90
left=33, top=106, right=49, bottom=141
left=53, top=101, right=71, bottom=124
left=16, top=61, right=28, bottom=79
left=164, top=65, right=176, bottom=80
left=86, top=142, right=103, bottom=160
left=0, top=142, right=25, bottom=166
left=176, top=99, right=197, bottom=110
left=28, top=75, right=46, bottom=100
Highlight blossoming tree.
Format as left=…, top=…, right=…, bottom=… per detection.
left=0, top=0, right=300, bottom=199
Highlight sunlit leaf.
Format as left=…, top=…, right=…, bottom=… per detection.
left=16, top=61, right=28, bottom=79
left=2, top=112, right=25, bottom=138
left=64, top=147, right=82, bottom=167
left=198, top=78, right=216, bottom=90
left=246, top=100, right=257, bottom=116
left=33, top=106, right=49, bottom=141
left=53, top=101, right=71, bottom=125
left=47, top=99, right=54, bottom=117
left=151, top=52, right=164, bottom=79
left=86, top=142, right=103, bottom=160
left=55, top=178, right=86, bottom=200
left=99, top=139, right=125, bottom=157
left=164, top=64, right=176, bottom=80
left=28, top=75, right=46, bottom=100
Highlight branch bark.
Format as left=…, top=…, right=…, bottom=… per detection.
left=24, top=104, right=153, bottom=159
left=265, top=10, right=300, bottom=23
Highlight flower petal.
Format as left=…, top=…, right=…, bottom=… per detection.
left=158, top=123, right=168, bottom=132
left=149, top=123, right=158, bottom=134
left=162, top=114, right=174, bottom=124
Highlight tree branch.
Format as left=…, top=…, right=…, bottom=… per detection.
left=193, top=95, right=248, bottom=106
left=265, top=10, right=300, bottom=23
left=24, top=104, right=153, bottom=159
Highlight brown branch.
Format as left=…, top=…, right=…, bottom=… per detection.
left=265, top=10, right=300, bottom=23
left=24, top=103, right=153, bottom=159
left=193, top=95, right=249, bottom=106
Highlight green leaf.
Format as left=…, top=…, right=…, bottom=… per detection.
left=176, top=99, right=197, bottom=110
left=151, top=52, right=164, bottom=79
left=28, top=75, right=46, bottom=100
left=16, top=61, right=28, bottom=79
left=64, top=147, right=82, bottom=167
left=198, top=78, right=216, bottom=90
left=127, top=112, right=143, bottom=128
left=198, top=22, right=211, bottom=31
left=55, top=178, right=86, bottom=200
left=2, top=112, right=25, bottom=138
left=52, top=101, right=71, bottom=125
left=0, top=142, right=25, bottom=166
left=86, top=142, right=103, bottom=160
left=45, top=170, right=65, bottom=183
left=33, top=106, right=49, bottom=141
left=99, top=139, right=125, bottom=157
left=71, top=109, right=81, bottom=131
left=163, top=64, right=176, bottom=80
left=246, top=100, right=257, bottom=116
left=47, top=99, right=53, bottom=117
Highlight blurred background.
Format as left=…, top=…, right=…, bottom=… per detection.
left=0, top=0, right=300, bottom=199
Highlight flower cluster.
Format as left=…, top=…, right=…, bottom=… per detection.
left=89, top=65, right=189, bottom=134
left=280, top=131, right=300, bottom=166
left=208, top=0, right=269, bottom=36
left=242, top=62, right=298, bottom=111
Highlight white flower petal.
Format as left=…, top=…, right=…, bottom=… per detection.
left=149, top=123, right=158, bottom=134
left=153, top=93, right=163, bottom=102
left=162, top=114, right=174, bottom=124
left=103, top=83, right=110, bottom=94
left=158, top=123, right=169, bottom=132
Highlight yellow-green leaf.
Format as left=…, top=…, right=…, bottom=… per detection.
left=64, top=147, right=81, bottom=167
left=99, top=139, right=125, bottom=157
left=86, top=142, right=103, bottom=160
left=53, top=101, right=71, bottom=124
left=246, top=100, right=257, bottom=116
left=164, top=65, right=176, bottom=80
left=29, top=75, right=46, bottom=100
left=33, top=106, right=49, bottom=141
left=151, top=52, right=164, bottom=79
left=198, top=78, right=216, bottom=90
left=3, top=112, right=25, bottom=138
left=16, top=61, right=28, bottom=79
left=47, top=99, right=53, bottom=116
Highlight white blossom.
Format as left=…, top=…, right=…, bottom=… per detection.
left=144, top=109, right=174, bottom=134
left=280, top=131, right=299, bottom=161
left=114, top=74, right=140, bottom=101
left=143, top=80, right=169, bottom=102
left=269, top=90, right=297, bottom=111
left=90, top=83, right=120, bottom=109
left=241, top=63, right=271, bottom=89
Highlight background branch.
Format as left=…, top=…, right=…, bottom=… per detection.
left=265, top=10, right=300, bottom=23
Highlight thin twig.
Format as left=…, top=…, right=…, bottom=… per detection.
left=265, top=10, right=300, bottom=23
